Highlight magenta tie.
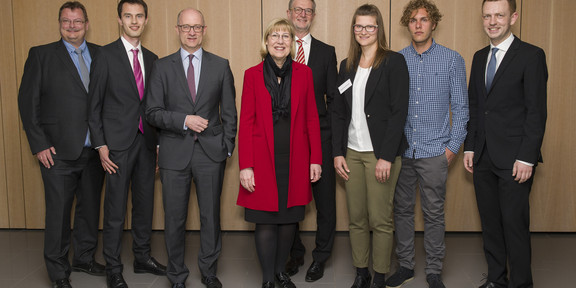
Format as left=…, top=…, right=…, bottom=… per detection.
left=132, top=49, right=144, bottom=133
left=187, top=54, right=196, bottom=102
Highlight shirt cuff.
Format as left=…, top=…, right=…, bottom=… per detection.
left=516, top=160, right=534, bottom=167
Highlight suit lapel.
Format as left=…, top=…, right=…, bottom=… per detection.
left=197, top=51, right=210, bottom=104
left=115, top=39, right=140, bottom=99
left=488, top=37, right=520, bottom=95
left=170, top=50, right=195, bottom=106
left=56, top=40, right=86, bottom=92
left=365, top=64, right=382, bottom=105
left=307, top=37, right=319, bottom=68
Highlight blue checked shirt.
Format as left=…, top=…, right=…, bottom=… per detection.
left=399, top=40, right=469, bottom=159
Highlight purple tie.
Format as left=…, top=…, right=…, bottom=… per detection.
left=187, top=54, right=196, bottom=102
left=132, top=48, right=144, bottom=133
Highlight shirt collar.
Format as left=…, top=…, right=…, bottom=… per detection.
left=490, top=33, right=514, bottom=53
left=63, top=39, right=87, bottom=53
left=295, top=33, right=312, bottom=44
left=408, top=38, right=437, bottom=56
left=180, top=47, right=203, bottom=63
left=120, top=36, right=142, bottom=53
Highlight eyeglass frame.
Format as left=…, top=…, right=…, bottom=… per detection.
left=60, top=18, right=86, bottom=26
left=353, top=24, right=378, bottom=33
left=177, top=24, right=205, bottom=33
left=290, top=7, right=315, bottom=16
left=268, top=32, right=292, bottom=43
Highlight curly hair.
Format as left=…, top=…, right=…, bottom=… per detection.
left=400, top=0, right=443, bottom=27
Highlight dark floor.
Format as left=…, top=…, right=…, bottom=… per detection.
left=0, top=230, right=574, bottom=287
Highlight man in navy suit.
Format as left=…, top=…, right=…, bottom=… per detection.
left=463, top=1, right=547, bottom=287
left=145, top=8, right=237, bottom=288
left=18, top=2, right=105, bottom=287
left=88, top=0, right=165, bottom=287
left=284, top=0, right=338, bottom=282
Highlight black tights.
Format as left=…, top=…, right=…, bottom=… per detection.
left=255, top=223, right=297, bottom=282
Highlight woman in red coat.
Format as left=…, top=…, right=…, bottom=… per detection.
left=237, top=18, right=322, bottom=288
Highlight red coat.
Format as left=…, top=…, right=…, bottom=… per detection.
left=237, top=61, right=322, bottom=211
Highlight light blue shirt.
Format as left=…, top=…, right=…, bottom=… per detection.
left=399, top=40, right=469, bottom=159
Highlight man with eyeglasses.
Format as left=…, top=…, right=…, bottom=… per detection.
left=388, top=1, right=468, bottom=288
left=284, top=0, right=338, bottom=282
left=88, top=1, right=166, bottom=287
left=145, top=8, right=237, bottom=288
left=18, top=1, right=105, bottom=288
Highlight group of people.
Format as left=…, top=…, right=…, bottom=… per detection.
left=17, top=0, right=547, bottom=288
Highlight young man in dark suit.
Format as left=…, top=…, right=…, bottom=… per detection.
left=88, top=0, right=165, bottom=287
left=145, top=8, right=237, bottom=288
left=18, top=2, right=105, bottom=287
left=284, top=0, right=338, bottom=282
left=463, top=1, right=547, bottom=287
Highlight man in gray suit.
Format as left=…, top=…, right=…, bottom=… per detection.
left=145, top=8, right=237, bottom=288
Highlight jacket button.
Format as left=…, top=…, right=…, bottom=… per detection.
left=366, top=114, right=370, bottom=118
left=485, top=111, right=489, bottom=115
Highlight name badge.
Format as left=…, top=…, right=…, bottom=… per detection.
left=338, top=79, right=352, bottom=94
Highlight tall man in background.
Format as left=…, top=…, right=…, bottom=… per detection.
left=464, top=1, right=547, bottom=287
left=146, top=8, right=237, bottom=288
left=88, top=0, right=165, bottom=287
left=18, top=2, right=105, bottom=288
left=387, top=1, right=469, bottom=288
left=284, top=0, right=339, bottom=282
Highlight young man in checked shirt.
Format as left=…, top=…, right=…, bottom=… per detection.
left=387, top=1, right=469, bottom=288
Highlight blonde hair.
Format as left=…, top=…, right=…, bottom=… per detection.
left=260, top=18, right=296, bottom=59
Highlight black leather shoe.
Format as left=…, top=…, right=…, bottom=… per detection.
left=107, top=273, right=128, bottom=288
left=262, top=281, right=274, bottom=288
left=53, top=278, right=72, bottom=288
left=134, top=257, right=167, bottom=275
left=305, top=261, right=325, bottom=282
left=351, top=273, right=371, bottom=288
left=72, top=261, right=105, bottom=276
left=276, top=272, right=296, bottom=288
left=285, top=256, right=304, bottom=276
left=172, top=283, right=186, bottom=288
left=201, top=275, right=223, bottom=288
left=284, top=257, right=304, bottom=276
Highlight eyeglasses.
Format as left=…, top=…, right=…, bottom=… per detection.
left=178, top=24, right=205, bottom=33
left=60, top=18, right=85, bottom=26
left=291, top=7, right=314, bottom=16
left=269, top=33, right=291, bottom=42
left=353, top=24, right=378, bottom=33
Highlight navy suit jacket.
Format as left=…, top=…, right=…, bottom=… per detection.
left=89, top=38, right=158, bottom=151
left=464, top=36, right=548, bottom=169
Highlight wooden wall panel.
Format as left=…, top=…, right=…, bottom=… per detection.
left=522, top=0, right=576, bottom=231
left=0, top=0, right=17, bottom=228
left=0, top=0, right=574, bottom=232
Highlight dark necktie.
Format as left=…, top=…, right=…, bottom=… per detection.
left=132, top=49, right=144, bottom=133
left=486, top=47, right=498, bottom=90
left=187, top=54, right=196, bottom=102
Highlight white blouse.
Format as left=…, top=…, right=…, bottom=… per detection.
left=347, top=66, right=373, bottom=152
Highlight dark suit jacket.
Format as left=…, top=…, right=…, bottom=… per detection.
left=308, top=37, right=338, bottom=132
left=332, top=52, right=410, bottom=163
left=464, top=36, right=548, bottom=169
left=145, top=49, right=237, bottom=170
left=237, top=61, right=322, bottom=211
left=89, top=38, right=158, bottom=151
left=18, top=40, right=99, bottom=160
